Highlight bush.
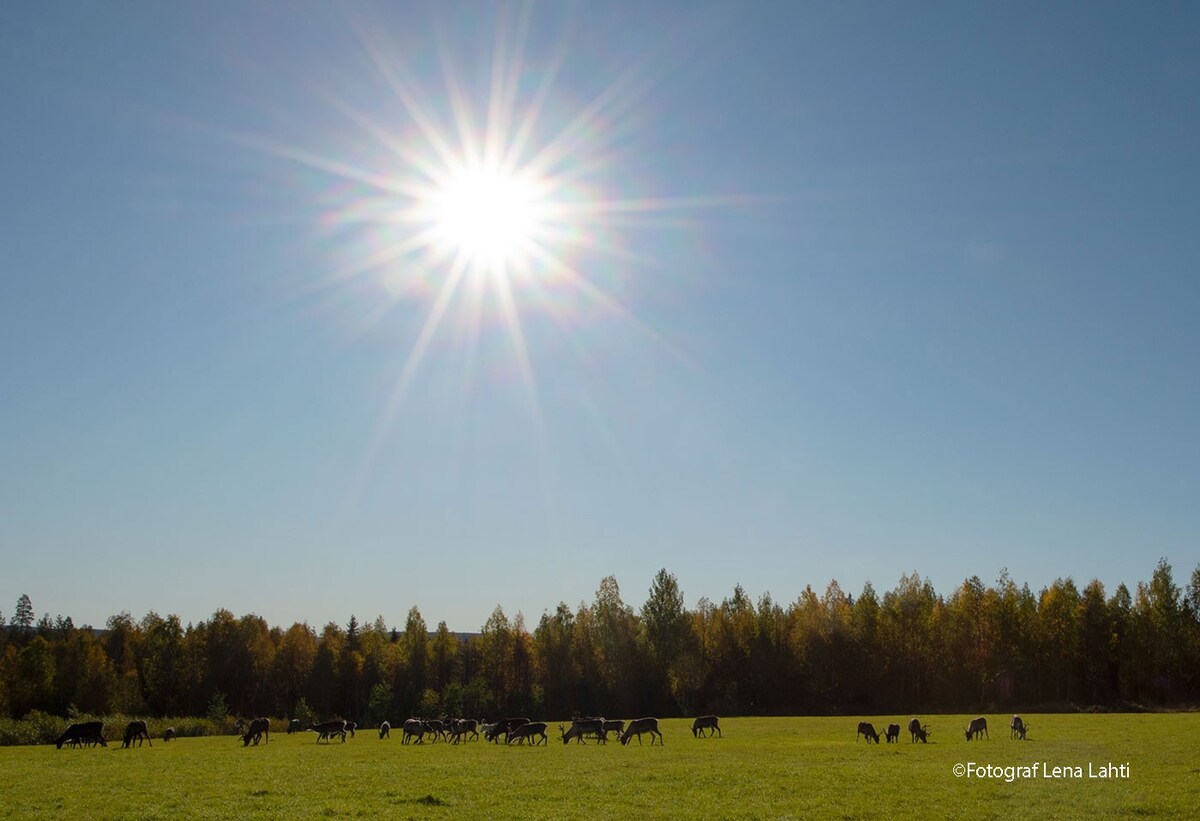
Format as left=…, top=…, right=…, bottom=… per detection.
left=0, top=713, right=241, bottom=746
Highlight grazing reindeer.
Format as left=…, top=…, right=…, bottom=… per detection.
left=561, top=718, right=607, bottom=744
left=885, top=723, right=900, bottom=743
left=506, top=722, right=548, bottom=746
left=241, top=718, right=270, bottom=746
left=620, top=718, right=664, bottom=746
left=856, top=722, right=880, bottom=743
left=379, top=721, right=390, bottom=739
left=122, top=720, right=152, bottom=748
left=1010, top=715, right=1027, bottom=740
left=602, top=719, right=625, bottom=741
left=287, top=719, right=301, bottom=734
left=486, top=718, right=531, bottom=743
left=965, top=717, right=989, bottom=741
left=309, top=720, right=347, bottom=743
left=691, top=715, right=722, bottom=738
left=56, top=722, right=106, bottom=750
left=163, top=727, right=176, bottom=742
left=908, top=718, right=930, bottom=743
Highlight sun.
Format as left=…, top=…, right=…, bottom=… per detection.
left=429, top=162, right=545, bottom=272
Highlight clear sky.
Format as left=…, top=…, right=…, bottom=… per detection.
left=2, top=1, right=1197, bottom=631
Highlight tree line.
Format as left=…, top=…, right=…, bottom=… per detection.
left=3, top=559, right=1199, bottom=724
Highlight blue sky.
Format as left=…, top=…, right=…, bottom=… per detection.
left=2, top=1, right=1197, bottom=631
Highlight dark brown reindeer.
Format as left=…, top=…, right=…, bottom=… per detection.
left=56, top=721, right=106, bottom=750
left=163, top=727, right=176, bottom=742
left=620, top=717, right=664, bottom=746
left=422, top=719, right=446, bottom=743
left=401, top=719, right=425, bottom=744
left=485, top=717, right=531, bottom=743
left=908, top=718, right=930, bottom=743
left=965, top=717, right=989, bottom=741
left=506, top=722, right=549, bottom=746
left=287, top=719, right=302, bottom=734
left=379, top=721, right=390, bottom=739
left=1010, top=715, right=1028, bottom=740
left=241, top=717, right=270, bottom=746
left=449, top=719, right=479, bottom=743
left=601, top=719, right=625, bottom=741
left=691, top=715, right=721, bottom=738
left=309, top=719, right=347, bottom=743
left=856, top=721, right=880, bottom=744
left=561, top=717, right=607, bottom=744
left=884, top=723, right=900, bottom=743
left=122, top=720, right=152, bottom=748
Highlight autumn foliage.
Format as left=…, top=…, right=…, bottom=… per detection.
left=2, top=561, right=1198, bottom=724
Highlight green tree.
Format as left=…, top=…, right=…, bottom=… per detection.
left=140, top=612, right=185, bottom=715
left=13, top=594, right=34, bottom=639
left=592, top=577, right=640, bottom=714
left=1037, top=578, right=1081, bottom=703
left=532, top=603, right=576, bottom=716
left=1136, top=558, right=1183, bottom=702
left=399, top=607, right=429, bottom=715
left=1078, top=580, right=1111, bottom=704
left=206, top=690, right=230, bottom=722
left=643, top=569, right=685, bottom=667
left=272, top=623, right=317, bottom=719
left=13, top=636, right=55, bottom=714
left=365, top=681, right=393, bottom=727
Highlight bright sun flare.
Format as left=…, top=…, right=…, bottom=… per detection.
left=430, top=164, right=544, bottom=270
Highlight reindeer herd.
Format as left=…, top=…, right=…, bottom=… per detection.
left=855, top=715, right=1031, bottom=745
left=53, top=712, right=1032, bottom=751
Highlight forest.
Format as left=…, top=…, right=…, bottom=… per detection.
left=3, top=560, right=1198, bottom=726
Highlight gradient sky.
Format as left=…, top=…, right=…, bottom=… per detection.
left=2, top=1, right=1197, bottom=631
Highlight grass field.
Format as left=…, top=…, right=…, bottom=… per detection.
left=3, top=714, right=1196, bottom=819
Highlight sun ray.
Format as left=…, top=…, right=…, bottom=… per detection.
left=350, top=21, right=465, bottom=174
left=237, top=6, right=752, bottom=508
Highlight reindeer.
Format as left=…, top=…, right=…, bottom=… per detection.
left=602, top=719, right=625, bottom=741
left=856, top=722, right=880, bottom=743
left=453, top=720, right=477, bottom=744
left=1010, top=715, right=1028, bottom=740
left=422, top=719, right=446, bottom=743
left=485, top=717, right=531, bottom=743
left=906, top=718, right=930, bottom=743
left=885, top=723, right=900, bottom=743
left=620, top=717, right=664, bottom=746
left=965, top=717, right=989, bottom=741
left=309, top=719, right=347, bottom=743
left=506, top=722, right=548, bottom=746
left=379, top=721, right=391, bottom=739
left=691, top=715, right=721, bottom=738
left=56, top=722, right=106, bottom=750
left=560, top=718, right=606, bottom=744
left=163, top=727, right=176, bottom=742
left=449, top=719, right=479, bottom=743
left=122, top=720, right=152, bottom=748
left=401, top=719, right=425, bottom=744
left=287, top=719, right=302, bottom=734
left=241, top=717, right=270, bottom=746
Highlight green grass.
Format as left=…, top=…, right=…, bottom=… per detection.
left=1, top=714, right=1195, bottom=819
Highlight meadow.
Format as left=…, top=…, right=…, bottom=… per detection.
left=2, top=714, right=1195, bottom=819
